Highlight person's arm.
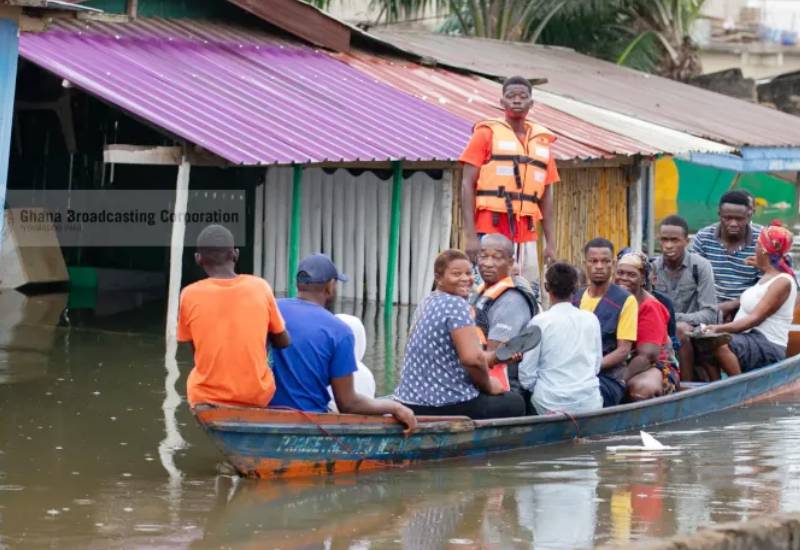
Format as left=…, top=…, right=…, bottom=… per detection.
left=708, top=278, right=792, bottom=334
left=541, top=184, right=556, bottom=265
left=485, top=293, right=533, bottom=350
left=461, top=163, right=480, bottom=261
left=268, top=331, right=291, bottom=349
left=602, top=295, right=637, bottom=369
left=451, top=326, right=504, bottom=394
left=266, top=288, right=291, bottom=349
left=517, top=320, right=542, bottom=391
left=676, top=259, right=718, bottom=325
left=626, top=343, right=659, bottom=379
left=602, top=340, right=633, bottom=369
left=717, top=299, right=740, bottom=322
left=331, top=375, right=416, bottom=433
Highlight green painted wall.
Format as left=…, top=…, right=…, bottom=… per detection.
left=675, top=159, right=796, bottom=231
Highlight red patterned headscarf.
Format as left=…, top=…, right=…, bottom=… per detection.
left=758, top=224, right=795, bottom=278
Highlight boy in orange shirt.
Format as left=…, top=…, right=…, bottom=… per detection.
left=178, top=224, right=290, bottom=408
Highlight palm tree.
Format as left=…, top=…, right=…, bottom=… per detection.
left=311, top=0, right=706, bottom=80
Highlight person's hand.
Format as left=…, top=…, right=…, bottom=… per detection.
left=466, top=235, right=481, bottom=263
left=488, top=377, right=505, bottom=395
left=745, top=255, right=757, bottom=267
left=704, top=324, right=721, bottom=334
left=543, top=243, right=557, bottom=266
left=392, top=403, right=417, bottom=435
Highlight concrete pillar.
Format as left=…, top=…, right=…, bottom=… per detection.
left=0, top=11, right=20, bottom=260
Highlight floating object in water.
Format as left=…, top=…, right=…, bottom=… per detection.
left=607, top=431, right=676, bottom=453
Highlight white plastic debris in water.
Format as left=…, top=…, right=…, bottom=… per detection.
left=607, top=431, right=676, bottom=453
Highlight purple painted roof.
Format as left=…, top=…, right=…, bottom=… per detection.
left=19, top=18, right=471, bottom=165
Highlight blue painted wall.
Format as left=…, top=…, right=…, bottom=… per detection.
left=0, top=16, right=19, bottom=256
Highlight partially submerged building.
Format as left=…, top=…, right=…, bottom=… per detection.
left=5, top=0, right=800, bottom=336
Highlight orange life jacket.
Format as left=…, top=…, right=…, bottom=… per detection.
left=469, top=276, right=537, bottom=392
left=474, top=119, right=556, bottom=227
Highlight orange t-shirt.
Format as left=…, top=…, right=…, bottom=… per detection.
left=177, top=274, right=285, bottom=408
left=459, top=126, right=560, bottom=242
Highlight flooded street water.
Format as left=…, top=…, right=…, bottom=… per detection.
left=2, top=292, right=800, bottom=549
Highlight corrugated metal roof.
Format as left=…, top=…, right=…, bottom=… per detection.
left=19, top=19, right=471, bottom=165
left=368, top=29, right=800, bottom=148
left=339, top=51, right=661, bottom=160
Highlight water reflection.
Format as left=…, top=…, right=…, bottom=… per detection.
left=0, top=290, right=65, bottom=384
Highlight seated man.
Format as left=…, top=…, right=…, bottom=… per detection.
left=691, top=190, right=762, bottom=320
left=652, top=214, right=717, bottom=381
left=702, top=224, right=797, bottom=377
left=470, top=234, right=538, bottom=392
left=519, top=262, right=603, bottom=415
left=178, top=224, right=290, bottom=408
left=270, top=254, right=416, bottom=431
left=575, top=238, right=638, bottom=407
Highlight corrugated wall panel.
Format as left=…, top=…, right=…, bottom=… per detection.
left=258, top=167, right=449, bottom=304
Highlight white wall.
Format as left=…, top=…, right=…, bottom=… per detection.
left=255, top=166, right=452, bottom=305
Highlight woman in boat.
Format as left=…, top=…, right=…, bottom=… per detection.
left=393, top=249, right=526, bottom=419
left=703, top=224, right=798, bottom=377
left=614, top=251, right=680, bottom=401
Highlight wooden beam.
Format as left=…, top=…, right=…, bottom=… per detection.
left=225, top=0, right=350, bottom=52
left=165, top=158, right=191, bottom=344
left=103, top=144, right=229, bottom=167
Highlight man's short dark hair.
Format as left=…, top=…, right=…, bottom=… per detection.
left=719, top=190, right=751, bottom=209
left=546, top=262, right=578, bottom=299
left=196, top=224, right=235, bottom=266
left=480, top=233, right=514, bottom=258
left=659, top=214, right=689, bottom=237
left=502, top=75, right=532, bottom=93
left=583, top=237, right=614, bottom=256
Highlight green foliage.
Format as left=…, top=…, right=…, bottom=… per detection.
left=310, top=0, right=706, bottom=80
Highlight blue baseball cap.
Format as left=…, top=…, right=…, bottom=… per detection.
left=296, top=254, right=349, bottom=284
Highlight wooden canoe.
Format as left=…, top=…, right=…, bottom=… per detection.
left=193, top=354, right=800, bottom=479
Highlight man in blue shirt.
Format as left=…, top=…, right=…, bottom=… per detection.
left=270, top=254, right=416, bottom=431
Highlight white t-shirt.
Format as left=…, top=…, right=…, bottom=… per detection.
left=735, top=273, right=797, bottom=347
left=518, top=302, right=603, bottom=415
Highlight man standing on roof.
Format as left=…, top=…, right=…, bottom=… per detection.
left=460, top=75, right=559, bottom=278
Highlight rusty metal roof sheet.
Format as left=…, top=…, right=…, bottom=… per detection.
left=339, top=51, right=661, bottom=160
left=18, top=18, right=471, bottom=165
left=368, top=29, right=800, bottom=148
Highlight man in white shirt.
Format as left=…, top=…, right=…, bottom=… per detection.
left=519, top=262, right=604, bottom=415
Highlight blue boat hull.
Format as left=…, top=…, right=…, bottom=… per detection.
left=194, top=355, right=800, bottom=478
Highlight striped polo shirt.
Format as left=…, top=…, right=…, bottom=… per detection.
left=690, top=222, right=762, bottom=303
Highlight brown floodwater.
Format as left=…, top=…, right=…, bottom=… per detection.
left=2, top=290, right=800, bottom=549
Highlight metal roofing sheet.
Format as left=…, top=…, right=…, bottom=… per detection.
left=339, top=51, right=661, bottom=160
left=369, top=29, right=800, bottom=148
left=19, top=19, right=471, bottom=165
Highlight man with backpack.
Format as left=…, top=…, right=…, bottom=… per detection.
left=652, top=215, right=717, bottom=381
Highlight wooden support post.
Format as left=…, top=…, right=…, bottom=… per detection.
left=287, top=164, right=303, bottom=297
left=629, top=160, right=645, bottom=252
left=0, top=14, right=20, bottom=260
left=384, top=161, right=403, bottom=314
left=165, top=158, right=191, bottom=347
left=646, top=162, right=656, bottom=256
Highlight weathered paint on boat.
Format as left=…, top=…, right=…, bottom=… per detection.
left=194, top=355, right=800, bottom=479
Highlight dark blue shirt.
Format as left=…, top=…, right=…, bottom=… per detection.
left=270, top=298, right=357, bottom=413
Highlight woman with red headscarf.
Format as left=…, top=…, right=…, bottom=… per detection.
left=704, top=224, right=798, bottom=376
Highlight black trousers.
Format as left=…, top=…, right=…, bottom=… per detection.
left=404, top=391, right=526, bottom=419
